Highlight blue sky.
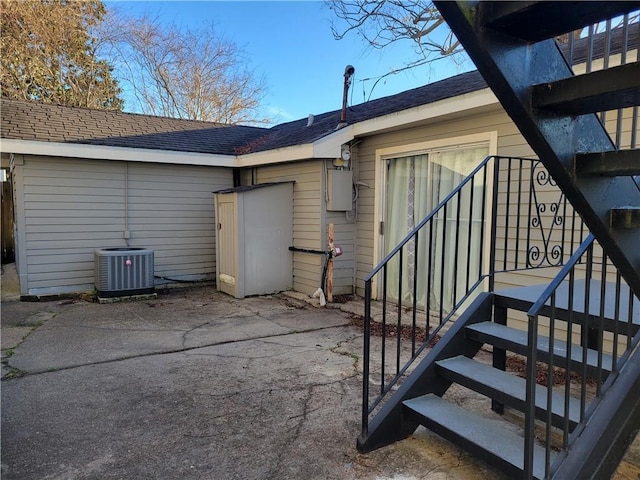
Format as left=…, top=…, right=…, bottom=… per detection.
left=107, top=1, right=474, bottom=125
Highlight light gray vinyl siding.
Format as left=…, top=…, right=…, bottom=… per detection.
left=326, top=207, right=356, bottom=296
left=254, top=161, right=323, bottom=295
left=20, top=157, right=125, bottom=293
left=126, top=162, right=230, bottom=278
left=16, top=155, right=232, bottom=295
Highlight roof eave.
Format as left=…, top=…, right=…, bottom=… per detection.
left=255, top=87, right=499, bottom=161
left=0, top=139, right=236, bottom=167
left=237, top=144, right=316, bottom=166
left=1, top=88, right=499, bottom=167
left=352, top=87, right=497, bottom=136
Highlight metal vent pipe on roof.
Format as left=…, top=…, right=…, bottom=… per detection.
left=339, top=65, right=355, bottom=126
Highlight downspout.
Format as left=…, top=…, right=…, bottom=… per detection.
left=124, top=162, right=130, bottom=247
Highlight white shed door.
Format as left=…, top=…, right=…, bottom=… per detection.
left=216, top=194, right=237, bottom=297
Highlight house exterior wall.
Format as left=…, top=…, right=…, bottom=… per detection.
left=350, top=102, right=638, bottom=349
left=6, top=70, right=636, bottom=300
left=253, top=160, right=324, bottom=296
left=353, top=104, right=534, bottom=297
left=352, top=102, right=639, bottom=299
left=12, top=154, right=232, bottom=295
left=246, top=160, right=356, bottom=296
left=325, top=162, right=356, bottom=296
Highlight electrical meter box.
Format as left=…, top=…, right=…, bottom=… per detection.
left=327, top=170, right=353, bottom=211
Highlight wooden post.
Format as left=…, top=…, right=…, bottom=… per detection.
left=327, top=223, right=334, bottom=303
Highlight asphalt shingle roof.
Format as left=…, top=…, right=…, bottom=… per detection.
left=254, top=70, right=487, bottom=153
left=0, top=101, right=269, bottom=155
left=0, top=70, right=488, bottom=156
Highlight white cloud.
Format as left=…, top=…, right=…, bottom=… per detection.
left=266, top=106, right=298, bottom=124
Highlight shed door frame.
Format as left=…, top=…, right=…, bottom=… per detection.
left=215, top=193, right=239, bottom=297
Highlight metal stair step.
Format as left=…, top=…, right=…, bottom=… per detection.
left=494, top=281, right=640, bottom=337
left=481, top=1, right=639, bottom=42
left=436, top=355, right=581, bottom=428
left=403, top=393, right=549, bottom=479
left=577, top=149, right=640, bottom=177
left=611, top=207, right=640, bottom=229
left=465, top=321, right=613, bottom=373
left=532, top=63, right=640, bottom=115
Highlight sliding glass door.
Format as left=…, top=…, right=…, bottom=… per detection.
left=383, top=145, right=488, bottom=312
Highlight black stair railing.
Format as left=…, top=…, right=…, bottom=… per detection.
left=361, top=155, right=588, bottom=439
left=524, top=234, right=640, bottom=478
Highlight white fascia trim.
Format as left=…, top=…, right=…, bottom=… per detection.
left=237, top=144, right=315, bottom=166
left=353, top=88, right=498, bottom=136
left=313, top=128, right=355, bottom=158
left=236, top=134, right=352, bottom=166
left=309, top=88, right=499, bottom=160
left=0, top=138, right=236, bottom=167
left=318, top=88, right=499, bottom=151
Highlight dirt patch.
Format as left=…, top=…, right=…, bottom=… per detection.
left=349, top=311, right=596, bottom=389
left=348, top=314, right=441, bottom=346
left=331, top=295, right=356, bottom=304
left=506, top=354, right=597, bottom=387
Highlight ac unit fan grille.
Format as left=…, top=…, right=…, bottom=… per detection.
left=95, top=248, right=154, bottom=297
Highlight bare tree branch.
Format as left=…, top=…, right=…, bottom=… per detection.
left=328, top=0, right=461, bottom=59
left=100, top=11, right=269, bottom=124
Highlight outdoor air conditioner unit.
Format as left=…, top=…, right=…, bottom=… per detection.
left=95, top=247, right=154, bottom=298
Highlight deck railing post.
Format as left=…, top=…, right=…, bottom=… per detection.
left=524, top=312, right=539, bottom=479
left=489, top=156, right=500, bottom=293
left=362, top=280, right=372, bottom=439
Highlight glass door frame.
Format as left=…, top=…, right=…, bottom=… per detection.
left=371, top=131, right=498, bottom=301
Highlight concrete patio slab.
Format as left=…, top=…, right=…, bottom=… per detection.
left=1, top=277, right=638, bottom=479
left=0, top=285, right=506, bottom=480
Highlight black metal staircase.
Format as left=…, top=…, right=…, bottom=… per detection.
left=358, top=4, right=640, bottom=479
left=360, top=234, right=640, bottom=478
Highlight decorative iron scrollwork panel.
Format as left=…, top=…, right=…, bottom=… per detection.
left=527, top=161, right=567, bottom=268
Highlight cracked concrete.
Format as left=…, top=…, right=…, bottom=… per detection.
left=2, top=275, right=639, bottom=479
left=0, top=283, right=505, bottom=480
